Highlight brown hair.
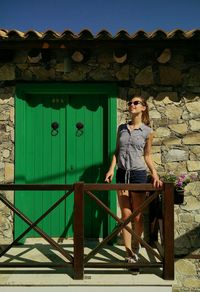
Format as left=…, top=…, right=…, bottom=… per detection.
left=129, top=96, right=151, bottom=126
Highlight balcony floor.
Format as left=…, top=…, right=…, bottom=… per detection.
left=0, top=238, right=174, bottom=287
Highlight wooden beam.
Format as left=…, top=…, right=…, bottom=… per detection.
left=73, top=182, right=84, bottom=279
left=0, top=39, right=199, bottom=50
left=163, top=182, right=174, bottom=280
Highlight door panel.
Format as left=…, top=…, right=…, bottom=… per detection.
left=66, top=94, right=108, bottom=237
left=15, top=91, right=110, bottom=239
left=15, top=94, right=67, bottom=238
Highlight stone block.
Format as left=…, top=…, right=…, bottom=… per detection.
left=155, top=127, right=171, bottom=137
left=175, top=259, right=196, bottom=275
left=187, top=160, right=200, bottom=171
left=186, top=101, right=200, bottom=116
left=14, top=51, right=28, bottom=63
left=185, top=181, right=200, bottom=197
left=165, top=105, right=183, bottom=120
left=165, top=149, right=188, bottom=162
left=169, top=123, right=188, bottom=134
left=97, top=51, right=113, bottom=64
left=0, top=64, right=15, bottom=80
left=181, top=196, right=200, bottom=211
left=116, top=65, right=129, bottom=80
left=165, top=162, right=187, bottom=174
left=183, top=278, right=200, bottom=288
left=0, top=111, right=10, bottom=121
left=159, top=66, right=182, bottom=85
left=0, top=167, right=4, bottom=183
left=3, top=149, right=10, bottom=158
left=163, top=137, right=182, bottom=146
left=151, top=118, right=168, bottom=127
left=152, top=146, right=161, bottom=153
left=63, top=69, right=86, bottom=81
left=3, top=228, right=13, bottom=239
left=4, top=163, right=14, bottom=183
left=89, top=69, right=113, bottom=81
left=30, top=66, right=55, bottom=80
left=189, top=120, right=200, bottom=131
left=10, top=129, right=14, bottom=142
left=178, top=214, right=194, bottom=223
left=9, top=107, right=14, bottom=123
left=135, top=65, right=154, bottom=85
left=185, top=68, right=200, bottom=86
left=152, top=153, right=162, bottom=164
left=152, top=138, right=162, bottom=146
left=149, top=109, right=161, bottom=119
left=174, top=232, right=191, bottom=250
left=194, top=214, right=200, bottom=223
left=183, top=133, right=200, bottom=145
left=4, top=191, right=14, bottom=204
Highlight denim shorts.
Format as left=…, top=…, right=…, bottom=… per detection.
left=116, top=168, right=147, bottom=184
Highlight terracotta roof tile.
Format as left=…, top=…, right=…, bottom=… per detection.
left=167, top=29, right=187, bottom=39
left=60, top=30, right=77, bottom=40
left=24, top=30, right=43, bottom=39
left=96, top=30, right=112, bottom=40
left=0, top=29, right=199, bottom=41
left=185, top=29, right=200, bottom=39
left=131, top=30, right=148, bottom=40
left=0, top=29, right=8, bottom=38
left=42, top=30, right=60, bottom=40
left=78, top=29, right=94, bottom=40
left=7, top=29, right=25, bottom=39
left=114, top=30, right=131, bottom=40
left=149, top=30, right=168, bottom=40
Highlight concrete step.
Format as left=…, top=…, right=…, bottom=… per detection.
left=0, top=287, right=172, bottom=292
left=0, top=238, right=175, bottom=288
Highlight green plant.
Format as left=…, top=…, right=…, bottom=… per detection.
left=162, top=172, right=197, bottom=190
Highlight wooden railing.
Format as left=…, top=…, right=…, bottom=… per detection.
left=0, top=182, right=174, bottom=280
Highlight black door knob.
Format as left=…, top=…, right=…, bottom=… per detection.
left=76, top=122, right=84, bottom=130
left=51, top=122, right=59, bottom=130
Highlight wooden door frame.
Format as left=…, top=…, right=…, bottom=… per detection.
left=15, top=82, right=118, bottom=235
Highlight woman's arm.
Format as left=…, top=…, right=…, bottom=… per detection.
left=144, top=132, right=162, bottom=188
left=105, top=134, right=119, bottom=183
left=105, top=154, right=117, bottom=183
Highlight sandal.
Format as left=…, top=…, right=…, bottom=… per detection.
left=125, top=254, right=139, bottom=263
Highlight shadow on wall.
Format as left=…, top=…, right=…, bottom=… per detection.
left=57, top=164, right=109, bottom=241
left=144, top=199, right=200, bottom=257
left=174, top=225, right=200, bottom=257
left=15, top=162, right=110, bottom=241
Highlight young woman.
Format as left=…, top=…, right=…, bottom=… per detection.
left=105, top=95, right=162, bottom=263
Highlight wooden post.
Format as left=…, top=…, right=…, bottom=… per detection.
left=73, top=182, right=84, bottom=279
left=163, top=182, right=174, bottom=280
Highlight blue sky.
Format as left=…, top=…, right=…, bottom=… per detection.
left=1, top=0, right=200, bottom=34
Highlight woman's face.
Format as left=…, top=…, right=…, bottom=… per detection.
left=128, top=97, right=146, bottom=114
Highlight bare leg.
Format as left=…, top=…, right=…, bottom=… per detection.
left=117, top=190, right=133, bottom=257
left=130, top=191, right=146, bottom=251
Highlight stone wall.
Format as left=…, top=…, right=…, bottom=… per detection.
left=0, top=46, right=200, bottom=289
left=0, top=86, right=15, bottom=243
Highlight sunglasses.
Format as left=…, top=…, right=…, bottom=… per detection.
left=127, top=101, right=143, bottom=106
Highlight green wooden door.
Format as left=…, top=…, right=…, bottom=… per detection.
left=15, top=84, right=117, bottom=240
left=65, top=94, right=108, bottom=237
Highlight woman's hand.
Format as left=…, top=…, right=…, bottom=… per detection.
left=105, top=170, right=114, bottom=183
left=152, top=173, right=163, bottom=188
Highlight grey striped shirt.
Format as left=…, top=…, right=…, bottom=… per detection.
left=117, top=123, right=153, bottom=171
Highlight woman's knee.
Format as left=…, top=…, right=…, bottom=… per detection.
left=134, top=213, right=143, bottom=223
left=121, top=209, right=132, bottom=220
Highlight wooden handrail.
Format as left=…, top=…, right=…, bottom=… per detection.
left=0, top=183, right=161, bottom=191
left=0, top=182, right=174, bottom=280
